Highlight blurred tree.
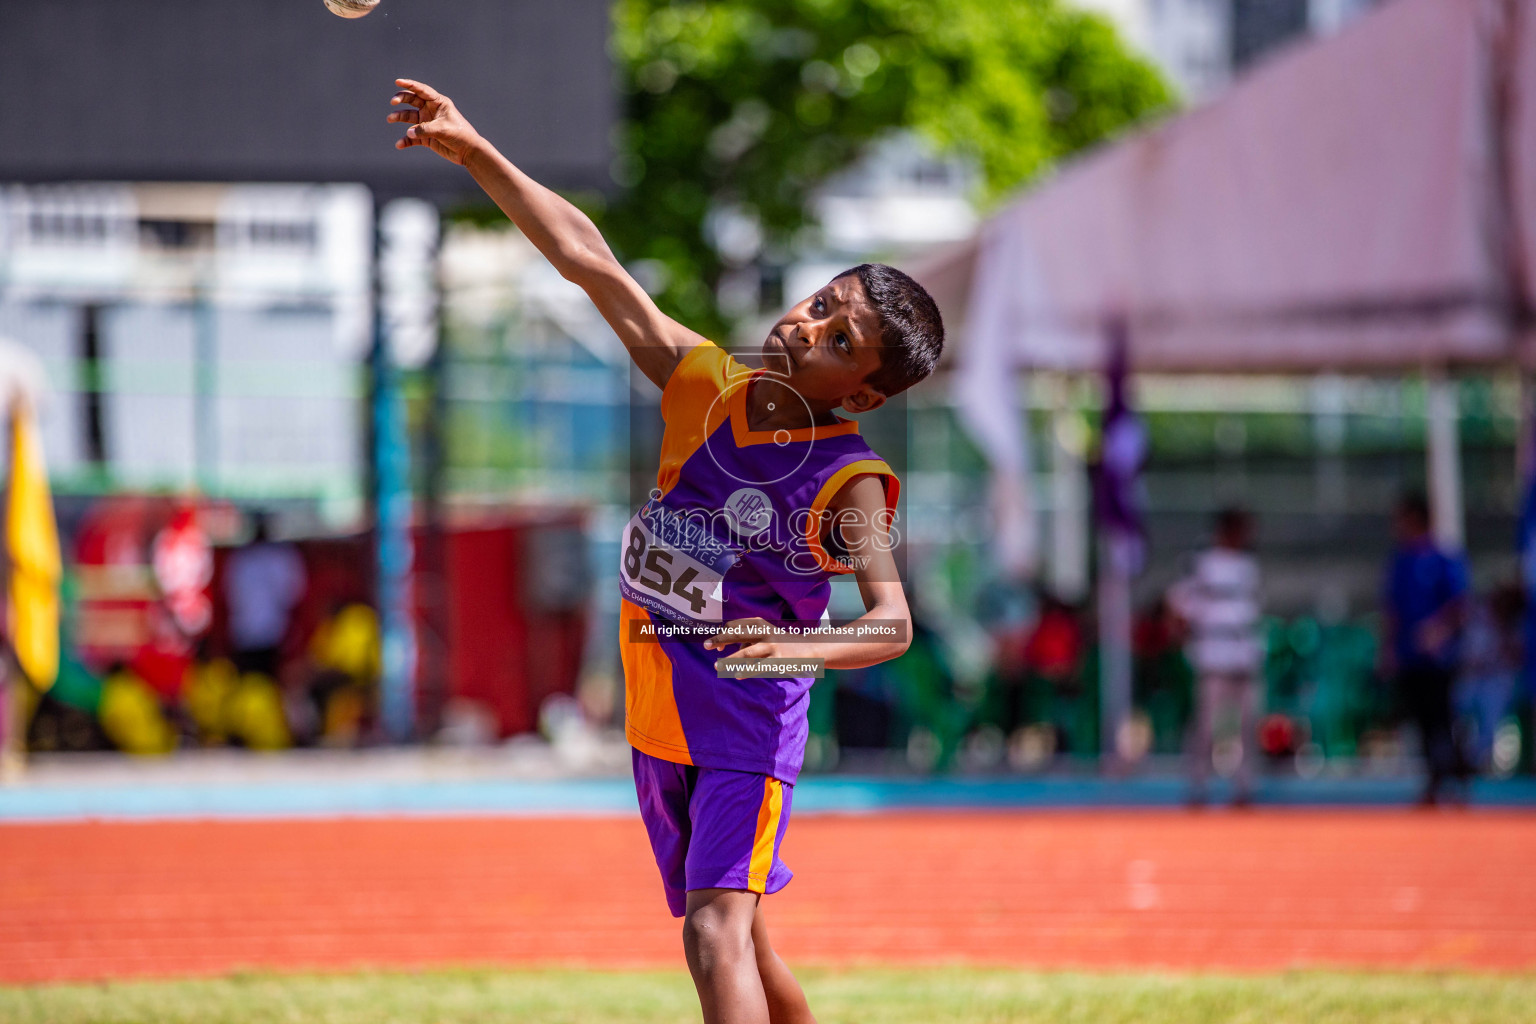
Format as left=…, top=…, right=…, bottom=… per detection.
left=600, top=0, right=1174, bottom=337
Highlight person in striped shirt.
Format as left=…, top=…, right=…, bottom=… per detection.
left=1170, top=507, right=1263, bottom=807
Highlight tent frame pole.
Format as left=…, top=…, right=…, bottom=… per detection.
left=1426, top=367, right=1465, bottom=551
left=1097, top=531, right=1133, bottom=768
left=1048, top=375, right=1090, bottom=602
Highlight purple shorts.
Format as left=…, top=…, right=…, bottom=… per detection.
left=631, top=748, right=794, bottom=918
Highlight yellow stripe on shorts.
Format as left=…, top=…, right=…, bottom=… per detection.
left=747, top=777, right=784, bottom=894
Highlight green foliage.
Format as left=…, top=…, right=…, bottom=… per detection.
left=604, top=0, right=1175, bottom=337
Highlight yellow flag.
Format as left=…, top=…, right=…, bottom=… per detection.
left=8, top=406, right=61, bottom=689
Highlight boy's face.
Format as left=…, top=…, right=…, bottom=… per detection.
left=763, top=275, right=887, bottom=413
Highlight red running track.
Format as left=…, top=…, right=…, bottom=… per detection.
left=3, top=811, right=1535, bottom=983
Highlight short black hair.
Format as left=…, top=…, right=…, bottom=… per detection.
left=1214, top=505, right=1252, bottom=539
left=1397, top=489, right=1430, bottom=528
left=835, top=263, right=944, bottom=397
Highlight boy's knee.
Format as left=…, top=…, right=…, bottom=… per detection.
left=682, top=901, right=752, bottom=968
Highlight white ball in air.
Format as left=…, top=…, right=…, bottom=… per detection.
left=324, top=0, right=380, bottom=18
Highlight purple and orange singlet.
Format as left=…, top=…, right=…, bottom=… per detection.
left=619, top=341, right=898, bottom=783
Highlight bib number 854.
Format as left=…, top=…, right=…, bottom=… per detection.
left=623, top=525, right=709, bottom=614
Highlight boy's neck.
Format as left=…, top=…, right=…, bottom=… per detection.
left=746, top=376, right=845, bottom=431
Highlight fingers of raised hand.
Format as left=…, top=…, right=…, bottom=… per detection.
left=404, top=123, right=446, bottom=148
left=394, top=123, right=436, bottom=149
left=387, top=108, right=421, bottom=125
left=395, top=78, right=444, bottom=103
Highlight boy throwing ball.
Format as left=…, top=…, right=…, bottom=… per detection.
left=390, top=78, right=942, bottom=1024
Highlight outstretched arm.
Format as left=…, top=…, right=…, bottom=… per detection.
left=389, top=78, right=701, bottom=389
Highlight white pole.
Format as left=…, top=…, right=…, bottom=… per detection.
left=1049, top=386, right=1090, bottom=602
left=1426, top=370, right=1465, bottom=550
left=1311, top=373, right=1347, bottom=518
left=1098, top=532, right=1133, bottom=765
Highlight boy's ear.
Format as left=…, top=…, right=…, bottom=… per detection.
left=841, top=385, right=886, bottom=415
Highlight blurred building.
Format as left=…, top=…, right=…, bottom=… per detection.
left=0, top=183, right=370, bottom=524
left=781, top=133, right=980, bottom=313
left=702, top=131, right=979, bottom=332
left=437, top=222, right=630, bottom=509
left=1075, top=0, right=1382, bottom=101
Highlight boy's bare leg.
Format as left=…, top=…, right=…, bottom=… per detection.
left=752, top=903, right=817, bottom=1024
left=684, top=889, right=769, bottom=1024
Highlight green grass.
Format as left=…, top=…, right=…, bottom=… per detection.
left=3, top=967, right=1534, bottom=1024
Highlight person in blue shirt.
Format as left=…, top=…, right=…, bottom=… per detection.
left=1382, top=491, right=1470, bottom=805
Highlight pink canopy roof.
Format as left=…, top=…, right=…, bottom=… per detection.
left=913, top=0, right=1536, bottom=375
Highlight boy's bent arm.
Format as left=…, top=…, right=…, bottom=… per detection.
left=389, top=78, right=702, bottom=389
left=817, top=473, right=912, bottom=668
left=707, top=474, right=912, bottom=670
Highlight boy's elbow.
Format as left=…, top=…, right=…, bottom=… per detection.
left=553, top=248, right=595, bottom=285
left=889, top=617, right=913, bottom=660
left=555, top=244, right=615, bottom=287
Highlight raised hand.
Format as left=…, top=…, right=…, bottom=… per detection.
left=388, top=78, right=482, bottom=166
left=381, top=76, right=707, bottom=390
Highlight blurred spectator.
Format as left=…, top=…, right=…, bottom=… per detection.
left=975, top=579, right=1034, bottom=739
left=1382, top=490, right=1470, bottom=805
left=184, top=658, right=237, bottom=746
left=224, top=511, right=306, bottom=680
left=885, top=615, right=966, bottom=771
left=1023, top=595, right=1084, bottom=691
left=1133, top=595, right=1194, bottom=755
left=1016, top=594, right=1088, bottom=757
left=98, top=666, right=177, bottom=756
left=183, top=657, right=292, bottom=751
left=305, top=601, right=382, bottom=746
left=1455, top=582, right=1524, bottom=774
left=1170, top=506, right=1263, bottom=806
left=152, top=501, right=213, bottom=639
left=832, top=666, right=895, bottom=751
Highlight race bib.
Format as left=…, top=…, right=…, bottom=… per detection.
left=618, top=501, right=738, bottom=624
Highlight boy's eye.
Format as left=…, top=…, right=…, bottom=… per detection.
left=812, top=296, right=825, bottom=314
left=836, top=333, right=851, bottom=352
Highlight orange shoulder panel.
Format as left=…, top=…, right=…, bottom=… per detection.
left=655, top=342, right=749, bottom=496
left=802, top=461, right=900, bottom=575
